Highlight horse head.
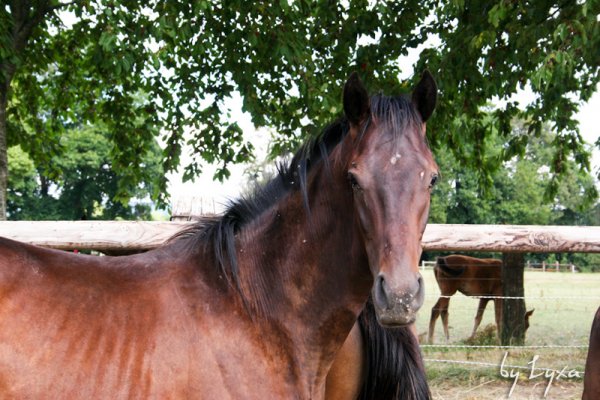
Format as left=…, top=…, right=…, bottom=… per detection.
left=343, top=72, right=439, bottom=327
left=524, top=308, right=535, bottom=332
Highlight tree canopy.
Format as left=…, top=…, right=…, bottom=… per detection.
left=429, top=122, right=598, bottom=226
left=1, top=1, right=598, bottom=219
left=426, top=120, right=599, bottom=270
left=8, top=124, right=162, bottom=220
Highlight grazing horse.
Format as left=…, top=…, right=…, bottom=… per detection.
left=325, top=297, right=430, bottom=400
left=0, top=72, right=439, bottom=398
left=583, top=306, right=600, bottom=400
left=428, top=254, right=534, bottom=343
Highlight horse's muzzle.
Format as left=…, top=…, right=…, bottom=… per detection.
left=372, top=272, right=424, bottom=327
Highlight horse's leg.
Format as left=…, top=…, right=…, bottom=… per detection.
left=325, top=321, right=364, bottom=400
left=440, top=297, right=451, bottom=341
left=494, top=298, right=503, bottom=339
left=470, top=298, right=490, bottom=339
left=428, top=297, right=442, bottom=343
left=429, top=296, right=451, bottom=343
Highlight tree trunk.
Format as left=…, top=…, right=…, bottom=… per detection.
left=0, top=2, right=57, bottom=220
left=501, top=253, right=526, bottom=345
left=0, top=88, right=7, bottom=220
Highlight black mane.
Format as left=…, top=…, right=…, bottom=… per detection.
left=358, top=297, right=431, bottom=400
left=173, top=93, right=422, bottom=313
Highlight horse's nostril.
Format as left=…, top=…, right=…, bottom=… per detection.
left=374, top=274, right=388, bottom=310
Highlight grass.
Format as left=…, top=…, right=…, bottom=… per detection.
left=413, top=270, right=599, bottom=399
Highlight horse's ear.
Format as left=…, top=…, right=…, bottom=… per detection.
left=343, top=72, right=370, bottom=126
left=526, top=309, right=535, bottom=317
left=411, top=70, right=437, bottom=122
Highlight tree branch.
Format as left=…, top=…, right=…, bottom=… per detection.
left=47, top=1, right=78, bottom=12
left=9, top=0, right=78, bottom=53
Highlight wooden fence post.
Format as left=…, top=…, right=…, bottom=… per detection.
left=501, top=253, right=526, bottom=345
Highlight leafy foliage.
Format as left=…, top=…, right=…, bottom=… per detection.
left=7, top=125, right=162, bottom=220
left=427, top=121, right=599, bottom=270
left=430, top=122, right=598, bottom=225
left=1, top=1, right=598, bottom=219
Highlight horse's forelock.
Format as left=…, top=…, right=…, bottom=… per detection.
left=370, top=94, right=422, bottom=136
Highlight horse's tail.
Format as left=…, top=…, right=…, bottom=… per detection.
left=434, top=256, right=465, bottom=277
left=357, top=296, right=431, bottom=400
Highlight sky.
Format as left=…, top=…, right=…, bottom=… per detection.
left=168, top=87, right=600, bottom=214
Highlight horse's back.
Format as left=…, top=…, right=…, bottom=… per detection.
left=435, top=255, right=501, bottom=296
left=438, top=255, right=501, bottom=274
left=0, top=236, right=180, bottom=308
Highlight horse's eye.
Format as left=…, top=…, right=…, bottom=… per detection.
left=347, top=173, right=361, bottom=191
left=429, top=174, right=439, bottom=189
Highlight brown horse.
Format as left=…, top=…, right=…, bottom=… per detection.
left=325, top=298, right=429, bottom=400
left=428, top=254, right=534, bottom=343
left=0, top=72, right=439, bottom=398
left=583, top=306, right=600, bottom=400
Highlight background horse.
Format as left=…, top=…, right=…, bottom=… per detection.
left=325, top=297, right=430, bottom=400
left=0, top=71, right=438, bottom=398
left=583, top=306, right=600, bottom=400
left=428, top=254, right=534, bottom=342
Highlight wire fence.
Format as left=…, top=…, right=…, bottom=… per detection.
left=421, top=344, right=588, bottom=349
left=422, top=358, right=586, bottom=378
left=416, top=261, right=597, bottom=389
left=420, top=260, right=584, bottom=273
left=426, top=294, right=600, bottom=300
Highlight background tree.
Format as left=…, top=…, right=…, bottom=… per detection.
left=430, top=121, right=598, bottom=226
left=8, top=124, right=162, bottom=220
left=1, top=1, right=598, bottom=219
left=427, top=120, right=599, bottom=269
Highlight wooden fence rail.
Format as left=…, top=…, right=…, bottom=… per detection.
left=0, top=222, right=598, bottom=253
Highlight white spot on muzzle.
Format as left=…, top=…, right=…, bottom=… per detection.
left=420, top=171, right=425, bottom=179
left=390, top=153, right=402, bottom=165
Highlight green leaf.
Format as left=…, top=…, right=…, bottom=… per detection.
left=0, top=0, right=597, bottom=221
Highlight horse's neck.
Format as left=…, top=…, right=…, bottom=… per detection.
left=238, top=171, right=371, bottom=314
left=234, top=160, right=371, bottom=390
